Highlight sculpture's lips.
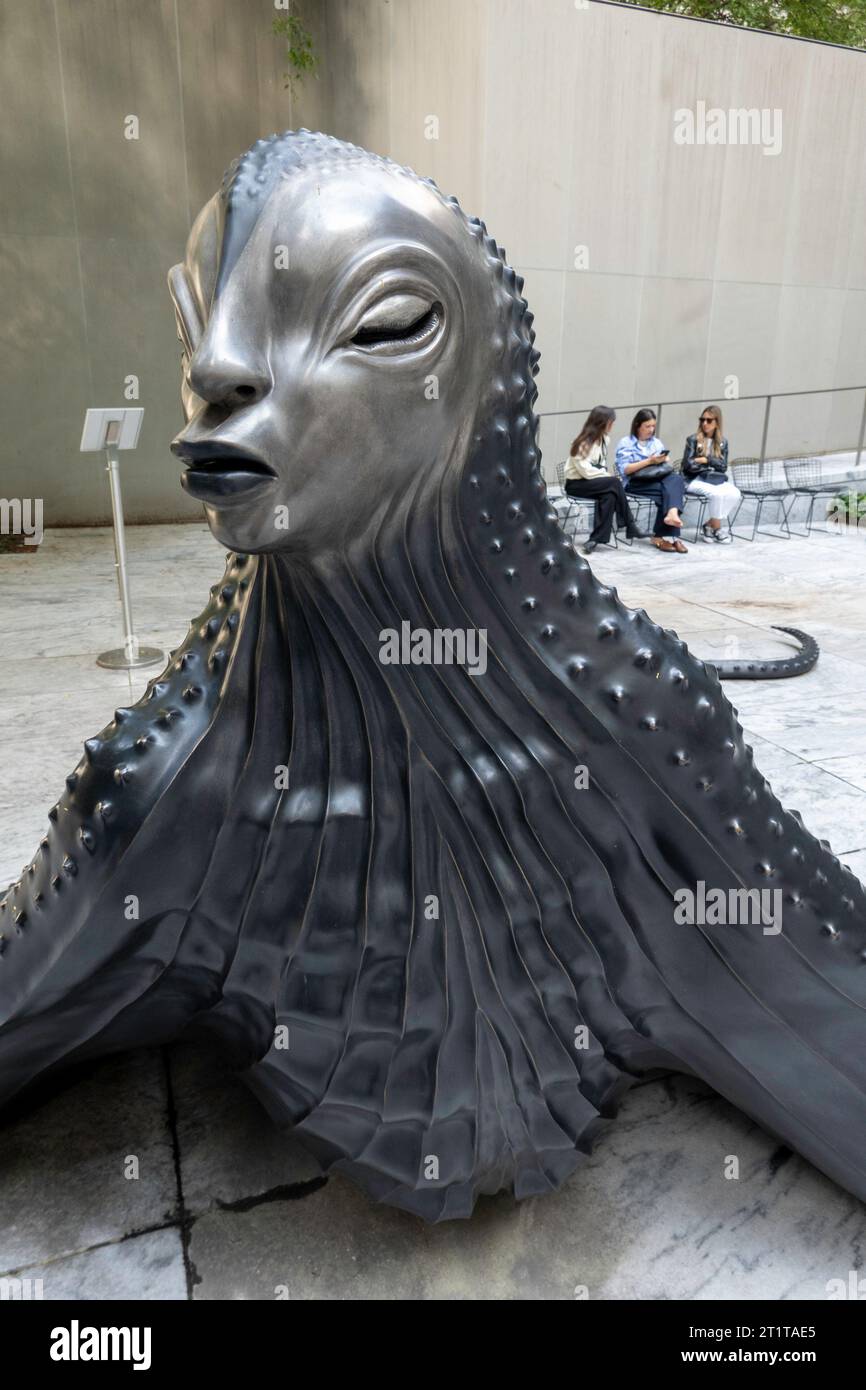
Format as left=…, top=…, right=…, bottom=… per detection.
left=179, top=446, right=276, bottom=501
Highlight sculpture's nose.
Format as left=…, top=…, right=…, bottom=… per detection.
left=187, top=331, right=272, bottom=411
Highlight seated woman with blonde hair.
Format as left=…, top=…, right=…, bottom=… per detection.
left=565, top=405, right=647, bottom=556
left=682, top=405, right=741, bottom=544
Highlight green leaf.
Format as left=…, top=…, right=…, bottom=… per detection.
left=622, top=0, right=866, bottom=48
left=273, top=10, right=319, bottom=92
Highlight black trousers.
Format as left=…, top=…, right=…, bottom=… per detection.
left=625, top=474, right=686, bottom=537
left=565, top=476, right=632, bottom=545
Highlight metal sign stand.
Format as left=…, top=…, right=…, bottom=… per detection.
left=97, top=440, right=163, bottom=670
left=80, top=407, right=163, bottom=671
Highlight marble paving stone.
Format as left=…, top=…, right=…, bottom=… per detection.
left=733, top=700, right=866, bottom=745
left=658, top=619, right=778, bottom=652
left=169, top=1042, right=323, bottom=1218
left=735, top=733, right=806, bottom=776
left=738, top=711, right=866, bottom=764
left=813, top=753, right=866, bottom=794
left=1, top=526, right=223, bottom=660
left=16, top=1228, right=186, bottom=1301
left=730, top=681, right=866, bottom=727
left=0, top=653, right=135, bottom=701
left=596, top=549, right=866, bottom=667
left=0, top=1050, right=177, bottom=1270
left=842, top=849, right=866, bottom=879
left=680, top=595, right=842, bottom=643
left=189, top=1077, right=866, bottom=1301
left=2, top=611, right=146, bottom=664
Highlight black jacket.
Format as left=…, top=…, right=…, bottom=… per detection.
left=682, top=433, right=729, bottom=485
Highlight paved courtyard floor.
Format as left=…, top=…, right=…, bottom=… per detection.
left=1, top=519, right=865, bottom=1300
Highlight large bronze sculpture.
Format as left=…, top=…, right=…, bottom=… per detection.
left=0, top=132, right=861, bottom=1222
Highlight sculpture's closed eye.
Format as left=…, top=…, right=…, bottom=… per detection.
left=351, top=292, right=442, bottom=353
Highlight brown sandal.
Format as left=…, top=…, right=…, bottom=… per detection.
left=652, top=538, right=676, bottom=552
left=672, top=540, right=688, bottom=553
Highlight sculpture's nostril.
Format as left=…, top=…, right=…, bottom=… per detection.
left=187, top=350, right=271, bottom=408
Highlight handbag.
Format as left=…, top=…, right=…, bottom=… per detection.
left=635, top=460, right=674, bottom=482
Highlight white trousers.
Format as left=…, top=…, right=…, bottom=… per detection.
left=686, top=478, right=742, bottom=520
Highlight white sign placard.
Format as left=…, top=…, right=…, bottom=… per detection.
left=79, top=407, right=144, bottom=452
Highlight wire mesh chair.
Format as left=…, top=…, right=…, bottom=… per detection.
left=552, top=462, right=607, bottom=544
left=782, top=456, right=849, bottom=536
left=625, top=495, right=657, bottom=539
left=676, top=458, right=716, bottom=541
left=681, top=494, right=712, bottom=541
left=729, top=457, right=795, bottom=541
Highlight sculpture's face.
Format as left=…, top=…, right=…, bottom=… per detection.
left=169, top=164, right=491, bottom=554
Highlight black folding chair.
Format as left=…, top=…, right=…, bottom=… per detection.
left=729, top=458, right=795, bottom=541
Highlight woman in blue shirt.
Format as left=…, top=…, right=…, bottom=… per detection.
left=615, top=408, right=688, bottom=554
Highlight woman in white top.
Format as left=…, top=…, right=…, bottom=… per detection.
left=565, top=406, right=647, bottom=555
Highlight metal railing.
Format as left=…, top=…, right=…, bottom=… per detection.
left=539, top=385, right=866, bottom=470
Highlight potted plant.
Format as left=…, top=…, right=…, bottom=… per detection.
left=827, top=491, right=866, bottom=529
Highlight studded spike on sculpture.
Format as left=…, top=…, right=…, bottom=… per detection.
left=1, top=131, right=862, bottom=1223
